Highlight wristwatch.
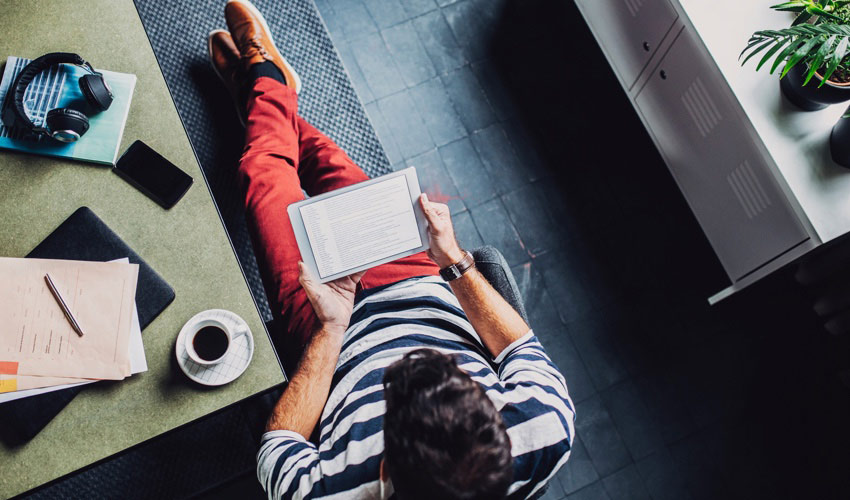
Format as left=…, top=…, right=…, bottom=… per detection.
left=439, top=251, right=475, bottom=282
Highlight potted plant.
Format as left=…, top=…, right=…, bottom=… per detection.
left=740, top=0, right=850, bottom=111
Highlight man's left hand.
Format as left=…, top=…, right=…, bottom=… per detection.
left=298, top=262, right=365, bottom=335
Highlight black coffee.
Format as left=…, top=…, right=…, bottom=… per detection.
left=193, top=326, right=229, bottom=361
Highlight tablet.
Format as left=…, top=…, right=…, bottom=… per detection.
left=287, top=167, right=430, bottom=283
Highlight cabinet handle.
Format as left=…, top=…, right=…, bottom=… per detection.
left=660, top=70, right=668, bottom=80
left=643, top=41, right=651, bottom=52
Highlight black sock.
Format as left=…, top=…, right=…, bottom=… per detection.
left=247, top=61, right=286, bottom=85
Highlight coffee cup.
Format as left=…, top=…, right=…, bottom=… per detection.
left=185, top=318, right=248, bottom=365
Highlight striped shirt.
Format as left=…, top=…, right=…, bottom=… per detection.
left=257, top=276, right=576, bottom=499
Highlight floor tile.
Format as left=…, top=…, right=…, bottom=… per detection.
left=365, top=101, right=403, bottom=165
left=512, top=261, right=596, bottom=403
left=538, top=482, right=567, bottom=500
left=633, top=372, right=696, bottom=446
left=502, top=182, right=562, bottom=258
left=533, top=249, right=598, bottom=325
left=635, top=448, right=693, bottom=500
left=399, top=0, right=438, bottom=17
left=566, top=315, right=630, bottom=392
left=337, top=3, right=379, bottom=41
left=566, top=481, right=611, bottom=500
left=555, top=434, right=599, bottom=495
left=435, top=0, right=461, bottom=5
left=452, top=209, right=484, bottom=250
left=574, top=395, right=633, bottom=477
left=318, top=6, right=345, bottom=44
left=376, top=91, right=435, bottom=159
left=470, top=59, right=520, bottom=122
left=382, top=21, right=438, bottom=87
left=402, top=148, right=465, bottom=214
left=599, top=381, right=666, bottom=461
left=409, top=78, right=467, bottom=147
left=336, top=43, right=375, bottom=104
left=412, top=10, right=467, bottom=75
left=350, top=33, right=407, bottom=99
left=442, top=0, right=499, bottom=62
left=499, top=116, right=550, bottom=183
left=468, top=198, right=529, bottom=267
left=667, top=429, right=731, bottom=500
left=601, top=464, right=651, bottom=500
left=438, top=137, right=497, bottom=209
left=469, top=123, right=530, bottom=195
left=362, top=0, right=408, bottom=29
left=441, top=66, right=497, bottom=134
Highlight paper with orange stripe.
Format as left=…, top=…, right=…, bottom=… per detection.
left=0, top=257, right=138, bottom=380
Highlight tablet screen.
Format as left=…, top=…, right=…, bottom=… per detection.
left=299, top=175, right=423, bottom=279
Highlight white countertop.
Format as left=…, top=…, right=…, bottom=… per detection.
left=679, top=0, right=850, bottom=243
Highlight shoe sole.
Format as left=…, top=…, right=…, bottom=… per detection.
left=226, top=0, right=303, bottom=94
left=208, top=29, right=247, bottom=127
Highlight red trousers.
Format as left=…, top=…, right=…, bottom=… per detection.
left=237, top=77, right=439, bottom=357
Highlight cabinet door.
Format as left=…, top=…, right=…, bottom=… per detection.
left=577, top=0, right=678, bottom=89
left=635, top=29, right=809, bottom=281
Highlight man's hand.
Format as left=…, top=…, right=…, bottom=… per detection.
left=420, top=193, right=465, bottom=268
left=298, top=262, right=365, bottom=335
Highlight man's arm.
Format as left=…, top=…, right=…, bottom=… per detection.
left=265, top=262, right=365, bottom=437
left=419, top=194, right=530, bottom=358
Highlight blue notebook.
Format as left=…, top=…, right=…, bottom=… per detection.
left=0, top=56, right=136, bottom=165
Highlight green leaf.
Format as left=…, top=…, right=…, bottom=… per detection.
left=774, top=38, right=807, bottom=74
left=782, top=35, right=825, bottom=78
left=741, top=39, right=778, bottom=66
left=757, top=38, right=792, bottom=71
left=771, top=1, right=808, bottom=10
left=822, top=35, right=849, bottom=84
left=806, top=4, right=844, bottom=20
left=793, top=11, right=814, bottom=24
left=804, top=34, right=836, bottom=84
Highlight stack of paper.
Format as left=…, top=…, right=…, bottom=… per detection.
left=0, top=257, right=148, bottom=400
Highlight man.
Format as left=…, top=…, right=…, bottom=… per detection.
left=210, top=2, right=575, bottom=498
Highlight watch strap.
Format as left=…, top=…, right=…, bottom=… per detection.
left=439, top=251, right=475, bottom=281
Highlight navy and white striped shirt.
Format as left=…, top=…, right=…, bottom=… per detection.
left=258, top=276, right=576, bottom=499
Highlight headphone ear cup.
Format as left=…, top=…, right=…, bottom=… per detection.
left=45, top=108, right=90, bottom=142
left=79, top=74, right=113, bottom=112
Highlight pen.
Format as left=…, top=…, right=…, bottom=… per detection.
left=44, top=273, right=85, bottom=337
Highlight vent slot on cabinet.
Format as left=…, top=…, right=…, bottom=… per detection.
left=681, top=77, right=722, bottom=137
left=623, top=0, right=644, bottom=17
left=727, top=160, right=772, bottom=220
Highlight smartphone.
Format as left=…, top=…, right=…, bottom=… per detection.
left=114, top=140, right=193, bottom=209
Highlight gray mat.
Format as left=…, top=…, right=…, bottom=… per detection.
left=133, top=0, right=392, bottom=321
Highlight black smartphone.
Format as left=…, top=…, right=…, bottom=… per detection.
left=114, top=140, right=193, bottom=209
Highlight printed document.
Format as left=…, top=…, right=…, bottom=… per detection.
left=0, top=257, right=138, bottom=380
left=299, top=175, right=422, bottom=278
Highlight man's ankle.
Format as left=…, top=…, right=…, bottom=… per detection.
left=247, top=61, right=287, bottom=85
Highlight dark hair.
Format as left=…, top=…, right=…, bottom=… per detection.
left=382, top=349, right=513, bottom=500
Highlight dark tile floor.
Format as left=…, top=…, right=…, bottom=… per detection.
left=316, top=0, right=850, bottom=498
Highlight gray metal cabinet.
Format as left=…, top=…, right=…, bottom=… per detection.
left=576, top=0, right=678, bottom=89
left=634, top=30, right=809, bottom=280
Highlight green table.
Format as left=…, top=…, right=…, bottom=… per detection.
left=0, top=1, right=285, bottom=497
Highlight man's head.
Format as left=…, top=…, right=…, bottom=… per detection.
left=382, top=349, right=513, bottom=500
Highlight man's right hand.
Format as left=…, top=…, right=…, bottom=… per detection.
left=419, top=193, right=465, bottom=269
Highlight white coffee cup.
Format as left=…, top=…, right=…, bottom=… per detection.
left=185, top=318, right=248, bottom=365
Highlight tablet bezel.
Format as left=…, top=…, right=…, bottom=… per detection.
left=287, top=167, right=430, bottom=283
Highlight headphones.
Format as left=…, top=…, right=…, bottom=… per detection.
left=1, top=52, right=113, bottom=143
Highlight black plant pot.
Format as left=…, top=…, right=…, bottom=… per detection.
left=780, top=64, right=850, bottom=111
left=830, top=106, right=850, bottom=168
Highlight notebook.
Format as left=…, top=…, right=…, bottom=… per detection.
left=0, top=207, right=174, bottom=445
left=0, top=56, right=136, bottom=165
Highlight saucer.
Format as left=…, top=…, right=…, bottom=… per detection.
left=176, top=309, right=254, bottom=386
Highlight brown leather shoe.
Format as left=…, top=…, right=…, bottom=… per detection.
left=225, top=0, right=302, bottom=94
left=208, top=29, right=248, bottom=126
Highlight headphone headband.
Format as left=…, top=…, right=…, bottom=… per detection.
left=4, top=52, right=96, bottom=130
